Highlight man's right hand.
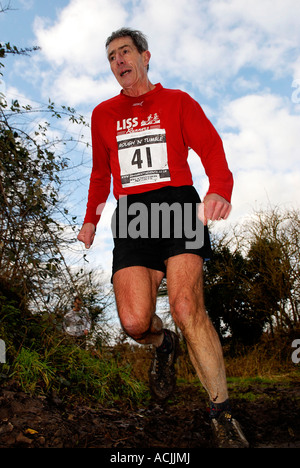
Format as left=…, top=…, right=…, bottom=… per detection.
left=77, top=223, right=96, bottom=249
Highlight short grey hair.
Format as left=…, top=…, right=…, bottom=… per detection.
left=105, top=27, right=150, bottom=71
left=106, top=27, right=149, bottom=53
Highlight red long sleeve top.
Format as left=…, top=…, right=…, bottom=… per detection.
left=83, top=83, right=233, bottom=227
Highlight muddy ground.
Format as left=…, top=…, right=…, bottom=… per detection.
left=0, top=380, right=299, bottom=449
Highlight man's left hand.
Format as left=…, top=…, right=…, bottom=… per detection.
left=197, top=193, right=232, bottom=226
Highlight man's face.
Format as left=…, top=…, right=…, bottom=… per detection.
left=107, top=36, right=150, bottom=91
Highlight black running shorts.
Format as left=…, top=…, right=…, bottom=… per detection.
left=111, top=185, right=212, bottom=278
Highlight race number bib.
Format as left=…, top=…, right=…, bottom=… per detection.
left=117, top=129, right=171, bottom=188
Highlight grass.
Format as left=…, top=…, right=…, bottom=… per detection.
left=175, top=374, right=300, bottom=405
left=2, top=339, right=299, bottom=409
left=0, top=300, right=148, bottom=405
left=112, top=335, right=300, bottom=407
left=11, top=347, right=55, bottom=394
left=224, top=339, right=300, bottom=381
left=2, top=342, right=148, bottom=406
left=1, top=302, right=299, bottom=408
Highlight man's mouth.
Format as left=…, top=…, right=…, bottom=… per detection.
left=120, top=69, right=131, bottom=77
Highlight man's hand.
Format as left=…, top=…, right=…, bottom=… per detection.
left=77, top=223, right=96, bottom=249
left=197, top=193, right=232, bottom=226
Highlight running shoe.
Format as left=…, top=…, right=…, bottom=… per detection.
left=149, top=329, right=180, bottom=401
left=211, top=411, right=249, bottom=448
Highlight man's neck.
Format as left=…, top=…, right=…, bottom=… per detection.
left=122, top=80, right=155, bottom=97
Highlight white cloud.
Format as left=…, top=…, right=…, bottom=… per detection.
left=292, top=60, right=300, bottom=87
left=34, top=0, right=127, bottom=74
left=132, top=0, right=300, bottom=91
left=232, top=76, right=261, bottom=93
left=210, top=0, right=300, bottom=40
left=216, top=92, right=300, bottom=225
left=229, top=169, right=300, bottom=227
left=30, top=0, right=300, bottom=104
left=186, top=90, right=300, bottom=221
left=47, top=71, right=119, bottom=107
left=219, top=93, right=300, bottom=171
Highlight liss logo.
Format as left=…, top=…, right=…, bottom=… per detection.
left=117, top=114, right=161, bottom=132
left=0, top=339, right=5, bottom=363
left=291, top=339, right=300, bottom=364
left=117, top=117, right=139, bottom=132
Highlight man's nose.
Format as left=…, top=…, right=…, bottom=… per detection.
left=116, top=53, right=124, bottom=65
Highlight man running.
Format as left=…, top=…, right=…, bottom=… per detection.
left=77, top=28, right=249, bottom=448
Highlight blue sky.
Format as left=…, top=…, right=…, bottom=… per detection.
left=1, top=0, right=300, bottom=280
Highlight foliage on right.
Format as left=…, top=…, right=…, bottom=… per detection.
left=204, top=207, right=300, bottom=350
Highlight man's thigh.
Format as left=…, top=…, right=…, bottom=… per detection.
left=113, top=266, right=164, bottom=318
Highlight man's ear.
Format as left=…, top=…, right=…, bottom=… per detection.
left=143, top=50, right=151, bottom=68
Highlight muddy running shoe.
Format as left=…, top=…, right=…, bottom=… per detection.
left=149, top=329, right=180, bottom=401
left=211, top=411, right=249, bottom=448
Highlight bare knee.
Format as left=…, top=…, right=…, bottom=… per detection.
left=113, top=267, right=163, bottom=342
left=170, top=292, right=206, bottom=334
left=119, top=308, right=152, bottom=342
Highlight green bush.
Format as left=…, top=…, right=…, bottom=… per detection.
left=0, top=285, right=146, bottom=404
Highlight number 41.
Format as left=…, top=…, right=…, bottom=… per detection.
left=132, top=148, right=152, bottom=169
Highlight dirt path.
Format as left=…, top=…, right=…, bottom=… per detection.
left=0, top=381, right=299, bottom=448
